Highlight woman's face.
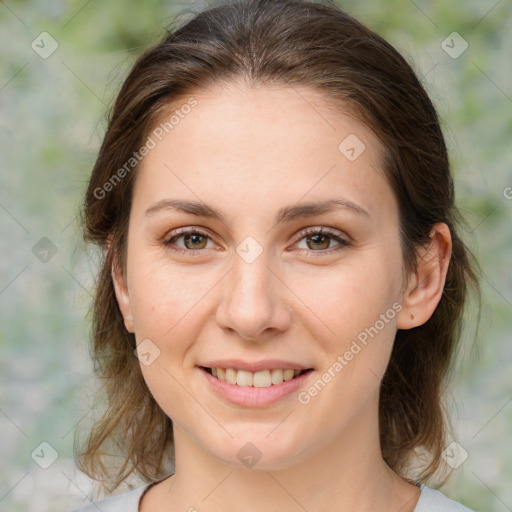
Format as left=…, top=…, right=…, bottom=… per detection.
left=114, top=83, right=409, bottom=469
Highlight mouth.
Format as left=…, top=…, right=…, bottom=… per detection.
left=200, top=366, right=314, bottom=388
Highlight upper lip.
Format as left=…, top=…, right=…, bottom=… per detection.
left=200, top=359, right=313, bottom=372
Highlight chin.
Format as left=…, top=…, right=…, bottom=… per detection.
left=208, top=431, right=309, bottom=471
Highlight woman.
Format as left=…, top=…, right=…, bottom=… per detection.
left=73, top=0, right=479, bottom=510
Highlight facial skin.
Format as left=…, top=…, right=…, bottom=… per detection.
left=112, top=82, right=452, bottom=512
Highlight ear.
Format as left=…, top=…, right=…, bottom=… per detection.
left=109, top=238, right=135, bottom=333
left=397, top=223, right=452, bottom=329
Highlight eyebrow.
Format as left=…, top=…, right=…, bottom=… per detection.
left=144, top=198, right=370, bottom=223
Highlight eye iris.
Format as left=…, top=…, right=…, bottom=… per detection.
left=307, top=233, right=330, bottom=250
left=184, top=233, right=207, bottom=249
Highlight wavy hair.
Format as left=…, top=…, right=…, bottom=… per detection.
left=76, top=0, right=480, bottom=492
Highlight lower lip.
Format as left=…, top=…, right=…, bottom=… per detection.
left=199, top=367, right=314, bottom=407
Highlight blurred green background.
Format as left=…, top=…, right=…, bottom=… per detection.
left=0, top=0, right=510, bottom=510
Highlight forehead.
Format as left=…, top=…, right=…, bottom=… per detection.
left=132, top=83, right=396, bottom=223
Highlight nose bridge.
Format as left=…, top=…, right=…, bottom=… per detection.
left=233, top=247, right=272, bottom=299
left=216, top=241, right=289, bottom=340
left=231, top=233, right=275, bottom=298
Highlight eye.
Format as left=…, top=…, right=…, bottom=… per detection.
left=164, top=227, right=217, bottom=256
left=292, top=227, right=350, bottom=255
left=164, top=226, right=350, bottom=257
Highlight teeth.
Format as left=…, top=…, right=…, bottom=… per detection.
left=271, top=369, right=284, bottom=385
left=225, top=368, right=237, bottom=385
left=209, top=367, right=306, bottom=387
left=236, top=370, right=253, bottom=387
left=283, top=369, right=294, bottom=381
left=253, top=370, right=271, bottom=387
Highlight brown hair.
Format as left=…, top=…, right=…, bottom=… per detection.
left=77, top=0, right=479, bottom=492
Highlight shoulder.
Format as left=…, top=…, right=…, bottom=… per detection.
left=71, top=484, right=151, bottom=512
left=415, top=484, right=475, bottom=512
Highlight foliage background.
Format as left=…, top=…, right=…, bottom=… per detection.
left=0, top=0, right=510, bottom=510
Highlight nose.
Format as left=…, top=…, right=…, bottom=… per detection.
left=215, top=250, right=292, bottom=343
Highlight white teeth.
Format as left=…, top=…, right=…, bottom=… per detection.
left=236, top=370, right=253, bottom=387
left=253, top=370, right=271, bottom=388
left=271, top=369, right=284, bottom=385
left=225, top=368, right=237, bottom=385
left=283, top=369, right=294, bottom=381
left=210, top=367, right=306, bottom=387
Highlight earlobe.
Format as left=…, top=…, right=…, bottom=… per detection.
left=397, top=223, right=452, bottom=330
left=111, top=256, right=135, bottom=334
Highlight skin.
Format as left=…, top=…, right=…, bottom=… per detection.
left=112, top=81, right=452, bottom=512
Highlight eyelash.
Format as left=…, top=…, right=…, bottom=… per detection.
left=164, top=226, right=350, bottom=257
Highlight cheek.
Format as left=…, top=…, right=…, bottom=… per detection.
left=126, top=262, right=208, bottom=421
left=127, top=255, right=212, bottom=339
left=308, top=261, right=400, bottom=345
left=302, top=252, right=402, bottom=402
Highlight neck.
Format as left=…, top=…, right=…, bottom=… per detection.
left=147, top=398, right=420, bottom=512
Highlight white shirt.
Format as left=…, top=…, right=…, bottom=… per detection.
left=72, top=482, right=475, bottom=511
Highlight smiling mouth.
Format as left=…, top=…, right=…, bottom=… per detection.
left=201, top=366, right=313, bottom=387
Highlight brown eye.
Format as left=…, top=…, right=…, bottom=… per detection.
left=181, top=232, right=208, bottom=249
left=294, top=227, right=350, bottom=255
left=165, top=228, right=216, bottom=255
left=306, top=232, right=331, bottom=250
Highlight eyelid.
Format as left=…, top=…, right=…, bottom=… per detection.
left=163, top=225, right=350, bottom=256
left=166, top=226, right=213, bottom=240
left=163, top=226, right=219, bottom=255
left=290, top=226, right=351, bottom=255
left=292, top=226, right=348, bottom=243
